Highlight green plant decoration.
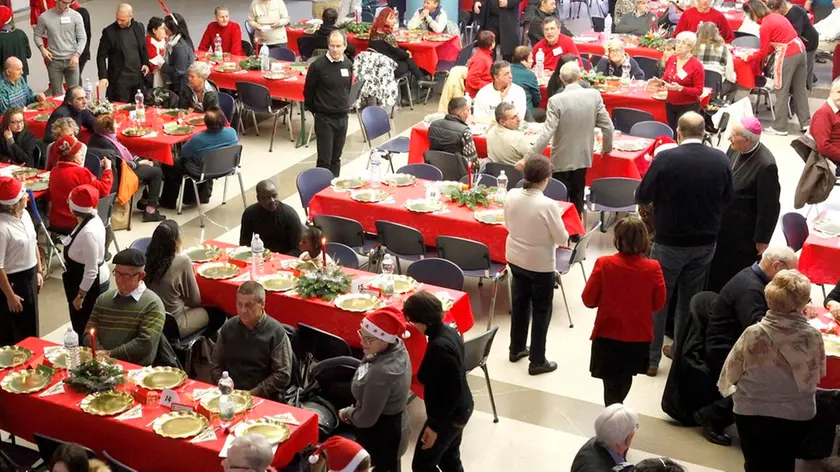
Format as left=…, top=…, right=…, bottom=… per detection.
left=296, top=267, right=352, bottom=300
left=449, top=184, right=494, bottom=210
left=64, top=359, right=125, bottom=394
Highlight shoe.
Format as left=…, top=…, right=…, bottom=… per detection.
left=646, top=366, right=658, bottom=377
left=142, top=209, right=166, bottom=222
left=764, top=127, right=788, bottom=136
left=135, top=199, right=148, bottom=212
left=693, top=411, right=733, bottom=446
left=509, top=348, right=529, bottom=363
left=663, top=344, right=673, bottom=359
left=528, top=360, right=558, bottom=375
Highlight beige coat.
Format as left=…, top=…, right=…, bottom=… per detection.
left=438, top=66, right=467, bottom=113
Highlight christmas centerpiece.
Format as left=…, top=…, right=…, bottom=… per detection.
left=638, top=27, right=669, bottom=51
left=446, top=184, right=494, bottom=210
left=296, top=266, right=352, bottom=300
left=64, top=359, right=125, bottom=394
left=89, top=99, right=115, bottom=116
left=342, top=22, right=372, bottom=35
left=239, top=56, right=263, bottom=71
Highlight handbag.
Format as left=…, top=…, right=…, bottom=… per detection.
left=116, top=160, right=139, bottom=206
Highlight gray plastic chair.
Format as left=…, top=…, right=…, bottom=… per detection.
left=406, top=258, right=465, bottom=291
left=97, top=193, right=120, bottom=255
left=103, top=451, right=139, bottom=472
left=327, top=242, right=360, bottom=269
left=296, top=167, right=334, bottom=216
left=375, top=220, right=433, bottom=274
left=460, top=173, right=498, bottom=188
left=634, top=56, right=659, bottom=80
left=361, top=105, right=409, bottom=172
left=268, top=46, right=296, bottom=62
left=313, top=214, right=378, bottom=259
left=129, top=237, right=152, bottom=254
left=423, top=150, right=467, bottom=181
left=463, top=327, right=500, bottom=423
left=555, top=222, right=601, bottom=328
left=176, top=145, right=247, bottom=228
left=514, top=177, right=567, bottom=201
left=218, top=92, right=236, bottom=125
left=612, top=107, right=655, bottom=134
left=397, top=163, right=443, bottom=181
left=732, top=35, right=760, bottom=49
left=587, top=177, right=640, bottom=232
left=705, top=70, right=723, bottom=100
left=235, top=81, right=292, bottom=151
left=483, top=162, right=522, bottom=191
left=629, top=121, right=674, bottom=140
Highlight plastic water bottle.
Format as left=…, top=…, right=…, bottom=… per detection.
left=604, top=14, right=612, bottom=36
left=214, top=33, right=223, bottom=57
left=63, top=326, right=80, bottom=370
left=535, top=49, right=545, bottom=79
left=250, top=233, right=265, bottom=280
left=370, top=151, right=382, bottom=188
left=381, top=253, right=395, bottom=276
left=259, top=42, right=270, bottom=72
left=218, top=371, right=235, bottom=421
left=134, top=89, right=145, bottom=123
left=380, top=253, right=396, bottom=299
left=496, top=170, right=508, bottom=199
left=83, top=78, right=93, bottom=101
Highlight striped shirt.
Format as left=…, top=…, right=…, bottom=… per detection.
left=0, top=76, right=35, bottom=114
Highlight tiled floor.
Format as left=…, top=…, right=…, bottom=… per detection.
left=9, top=0, right=840, bottom=470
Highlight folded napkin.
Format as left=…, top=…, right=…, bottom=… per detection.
left=267, top=412, right=300, bottom=425
left=191, top=387, right=216, bottom=401
left=39, top=381, right=64, bottom=397
left=190, top=426, right=218, bottom=443
left=141, top=132, right=159, bottom=139
left=116, top=404, right=143, bottom=421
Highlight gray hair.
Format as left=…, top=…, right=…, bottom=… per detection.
left=188, top=61, right=212, bottom=80
left=494, top=102, right=516, bottom=123
left=490, top=60, right=510, bottom=79
left=761, top=246, right=797, bottom=265
left=237, top=280, right=266, bottom=303
left=329, top=29, right=347, bottom=46
left=229, top=435, right=273, bottom=472
left=733, top=120, right=760, bottom=145
left=559, top=61, right=581, bottom=84
left=594, top=404, right=638, bottom=449
left=675, top=31, right=697, bottom=48
left=214, top=5, right=229, bottom=14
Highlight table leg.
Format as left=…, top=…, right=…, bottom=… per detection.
left=295, top=102, right=307, bottom=148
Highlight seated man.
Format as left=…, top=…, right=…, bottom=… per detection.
left=486, top=102, right=532, bottom=166
left=84, top=248, right=166, bottom=366
left=428, top=96, right=478, bottom=170
left=44, top=85, right=95, bottom=142
left=812, top=77, right=840, bottom=165
left=312, top=8, right=356, bottom=59
left=0, top=57, right=44, bottom=114
left=240, top=179, right=303, bottom=255
left=615, top=0, right=658, bottom=36
left=531, top=17, right=581, bottom=71
left=198, top=6, right=243, bottom=56
left=527, top=0, right=572, bottom=45
left=473, top=61, right=527, bottom=121
left=179, top=106, right=238, bottom=172
left=211, top=281, right=293, bottom=399
left=814, top=0, right=840, bottom=52
left=406, top=0, right=449, bottom=33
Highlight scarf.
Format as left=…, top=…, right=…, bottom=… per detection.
left=150, top=36, right=166, bottom=55
left=372, top=31, right=399, bottom=49
left=167, top=33, right=181, bottom=49
left=100, top=133, right=134, bottom=163
left=756, top=310, right=825, bottom=392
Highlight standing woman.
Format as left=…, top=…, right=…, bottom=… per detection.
left=403, top=291, right=473, bottom=472
left=504, top=157, right=569, bottom=376
left=0, top=177, right=42, bottom=346
left=338, top=307, right=411, bottom=472
left=161, top=13, right=195, bottom=104
left=146, top=17, right=167, bottom=89
left=582, top=216, right=667, bottom=406
left=743, top=0, right=811, bottom=135
left=61, top=185, right=110, bottom=337
left=767, top=0, right=819, bottom=92
left=719, top=270, right=824, bottom=471
left=650, top=31, right=705, bottom=132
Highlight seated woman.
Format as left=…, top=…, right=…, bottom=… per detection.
left=693, top=22, right=737, bottom=101
left=87, top=114, right=166, bottom=222
left=44, top=118, right=79, bottom=171
left=50, top=443, right=111, bottom=472
left=46, top=136, right=113, bottom=234
left=655, top=39, right=677, bottom=78
left=615, top=0, right=658, bottom=36
left=298, top=226, right=334, bottom=267
left=406, top=0, right=449, bottom=33
left=465, top=30, right=495, bottom=97
left=571, top=404, right=639, bottom=471
left=595, top=39, right=645, bottom=80
left=313, top=8, right=356, bottom=59
left=180, top=62, right=219, bottom=112
left=369, top=7, right=433, bottom=105
left=161, top=13, right=196, bottom=102
left=0, top=108, right=41, bottom=168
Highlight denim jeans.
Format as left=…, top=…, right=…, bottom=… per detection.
left=46, top=57, right=80, bottom=96
left=649, top=242, right=715, bottom=368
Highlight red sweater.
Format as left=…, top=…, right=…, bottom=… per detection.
left=465, top=48, right=494, bottom=97
left=674, top=8, right=735, bottom=43
left=531, top=35, right=581, bottom=71
left=198, top=22, right=244, bottom=56
left=812, top=101, right=840, bottom=164
left=47, top=162, right=113, bottom=231
left=662, top=55, right=705, bottom=105
left=582, top=253, right=667, bottom=342
left=753, top=12, right=804, bottom=63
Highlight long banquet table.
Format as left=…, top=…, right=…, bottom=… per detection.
left=0, top=337, right=319, bottom=472
left=308, top=179, right=586, bottom=263
left=800, top=235, right=840, bottom=287
left=808, top=309, right=840, bottom=389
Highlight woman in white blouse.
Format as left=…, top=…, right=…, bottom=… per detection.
left=503, top=157, right=568, bottom=376
left=0, top=177, right=42, bottom=346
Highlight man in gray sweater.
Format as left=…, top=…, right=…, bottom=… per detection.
left=33, top=0, right=87, bottom=96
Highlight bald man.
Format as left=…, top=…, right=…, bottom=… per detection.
left=96, top=3, right=149, bottom=103
left=0, top=57, right=45, bottom=113
left=239, top=180, right=303, bottom=255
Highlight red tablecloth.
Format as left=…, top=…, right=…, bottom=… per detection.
left=209, top=56, right=305, bottom=102
left=0, top=163, right=47, bottom=199
left=800, top=233, right=840, bottom=286
left=284, top=27, right=461, bottom=74
left=23, top=101, right=197, bottom=166
left=407, top=123, right=653, bottom=185
left=0, top=337, right=319, bottom=472
left=806, top=309, right=840, bottom=389
left=308, top=180, right=586, bottom=263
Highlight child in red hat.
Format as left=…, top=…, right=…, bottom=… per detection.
left=308, top=436, right=371, bottom=472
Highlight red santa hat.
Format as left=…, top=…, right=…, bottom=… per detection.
left=0, top=7, right=12, bottom=27
left=652, top=136, right=677, bottom=156
left=308, top=437, right=369, bottom=472
left=68, top=184, right=99, bottom=215
left=360, top=306, right=410, bottom=343
left=55, top=135, right=84, bottom=162
left=0, top=176, right=24, bottom=206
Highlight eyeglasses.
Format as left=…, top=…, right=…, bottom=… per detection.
left=357, top=329, right=378, bottom=345
left=112, top=269, right=141, bottom=278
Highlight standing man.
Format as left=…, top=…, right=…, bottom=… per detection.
left=635, top=112, right=733, bottom=375
left=527, top=61, right=613, bottom=216
left=304, top=30, right=352, bottom=177
left=33, top=0, right=86, bottom=96
left=96, top=4, right=149, bottom=104
left=706, top=117, right=781, bottom=293
left=248, top=0, right=290, bottom=50
left=198, top=6, right=244, bottom=56
left=527, top=0, right=558, bottom=45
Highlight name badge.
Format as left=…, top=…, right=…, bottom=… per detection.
left=676, top=69, right=687, bottom=80
left=60, top=16, right=71, bottom=24
left=340, top=68, right=349, bottom=77
left=552, top=46, right=563, bottom=56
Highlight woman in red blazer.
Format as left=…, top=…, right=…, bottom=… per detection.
left=650, top=30, right=705, bottom=132
left=582, top=216, right=667, bottom=406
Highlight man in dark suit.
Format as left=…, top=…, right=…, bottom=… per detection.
left=95, top=3, right=149, bottom=103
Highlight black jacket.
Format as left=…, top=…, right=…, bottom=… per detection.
left=476, top=0, right=522, bottom=55
left=595, top=56, right=645, bottom=80
left=77, top=7, right=91, bottom=66
left=570, top=438, right=620, bottom=472
left=527, top=10, right=572, bottom=46
left=313, top=24, right=355, bottom=59
left=44, top=103, right=95, bottom=143
left=96, top=20, right=149, bottom=101
left=0, top=128, right=40, bottom=168
left=179, top=80, right=220, bottom=111
left=827, top=283, right=840, bottom=307
left=417, top=323, right=473, bottom=430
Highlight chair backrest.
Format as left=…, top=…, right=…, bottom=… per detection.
left=629, top=120, right=674, bottom=140
left=312, top=214, right=366, bottom=248
left=297, top=35, right=317, bottom=59
left=581, top=57, right=592, bottom=71
left=463, top=327, right=498, bottom=372
left=297, top=323, right=353, bottom=362
left=589, top=177, right=640, bottom=209
left=32, top=145, right=42, bottom=167
left=483, top=162, right=522, bottom=190
left=459, top=173, right=498, bottom=188
left=375, top=220, right=426, bottom=257
left=732, top=35, right=760, bottom=49
left=235, top=82, right=273, bottom=113
left=33, top=433, right=97, bottom=464
left=704, top=70, right=723, bottom=98
left=25, top=189, right=43, bottom=224
left=129, top=237, right=152, bottom=253
left=436, top=236, right=491, bottom=273
left=633, top=56, right=659, bottom=80
left=423, top=150, right=467, bottom=181
left=348, top=78, right=366, bottom=109
left=360, top=105, right=392, bottom=142
left=103, top=451, right=139, bottom=472
left=569, top=222, right=601, bottom=266
left=196, top=145, right=243, bottom=180
left=454, top=41, right=475, bottom=66
left=590, top=16, right=604, bottom=33
left=612, top=107, right=655, bottom=134
left=84, top=150, right=102, bottom=177
left=514, top=177, right=567, bottom=201
left=296, top=168, right=334, bottom=214
left=97, top=193, right=117, bottom=225
left=268, top=46, right=296, bottom=62
left=587, top=53, right=602, bottom=66
left=218, top=92, right=236, bottom=124
left=241, top=40, right=253, bottom=56
left=162, top=312, right=182, bottom=343
left=397, top=163, right=444, bottom=181
left=405, top=257, right=465, bottom=291
left=781, top=212, right=808, bottom=252
left=326, top=242, right=360, bottom=269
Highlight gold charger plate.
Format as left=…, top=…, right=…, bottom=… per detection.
left=185, top=116, right=205, bottom=126
left=136, top=366, right=187, bottom=390
left=214, top=64, right=240, bottom=73
left=80, top=389, right=134, bottom=416
left=331, top=176, right=366, bottom=190
left=652, top=91, right=667, bottom=100
left=614, top=139, right=648, bottom=152
left=229, top=246, right=272, bottom=263
left=435, top=181, right=462, bottom=195
left=261, top=273, right=297, bottom=292
left=424, top=33, right=454, bottom=41
left=183, top=244, right=222, bottom=263
left=405, top=199, right=444, bottom=213
left=25, top=101, right=54, bottom=111
left=334, top=293, right=381, bottom=312
left=434, top=291, right=454, bottom=311
left=24, top=179, right=49, bottom=192
left=117, top=103, right=136, bottom=112
left=263, top=72, right=290, bottom=80
left=45, top=346, right=93, bottom=369
left=474, top=210, right=505, bottom=225
left=11, top=168, right=39, bottom=181
left=164, top=125, right=194, bottom=136
left=384, top=173, right=416, bottom=187
left=349, top=189, right=390, bottom=203
left=122, top=127, right=153, bottom=137
left=369, top=274, right=418, bottom=294
left=153, top=411, right=209, bottom=439
left=1, top=369, right=51, bottom=394
left=200, top=389, right=253, bottom=414
left=234, top=418, right=291, bottom=445
left=0, top=346, right=33, bottom=368
left=160, top=108, right=185, bottom=117
left=32, top=113, right=50, bottom=122
left=197, top=262, right=240, bottom=280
